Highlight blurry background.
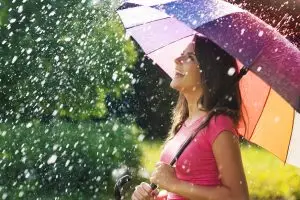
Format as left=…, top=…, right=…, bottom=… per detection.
left=0, top=0, right=299, bottom=199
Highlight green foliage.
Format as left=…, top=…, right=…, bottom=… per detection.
left=241, top=144, right=300, bottom=200
left=0, top=120, right=142, bottom=199
left=106, top=55, right=178, bottom=139
left=0, top=0, right=137, bottom=121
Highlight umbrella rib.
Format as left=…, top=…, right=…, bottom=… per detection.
left=125, top=16, right=171, bottom=29
left=284, top=110, right=295, bottom=165
left=146, top=34, right=195, bottom=55
left=248, top=86, right=272, bottom=141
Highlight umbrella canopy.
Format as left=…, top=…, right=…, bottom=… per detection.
left=117, top=0, right=300, bottom=168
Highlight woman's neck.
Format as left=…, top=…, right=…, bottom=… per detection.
left=183, top=89, right=206, bottom=120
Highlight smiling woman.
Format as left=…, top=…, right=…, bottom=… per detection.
left=131, top=35, right=249, bottom=200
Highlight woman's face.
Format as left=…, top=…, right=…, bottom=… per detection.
left=170, top=42, right=202, bottom=92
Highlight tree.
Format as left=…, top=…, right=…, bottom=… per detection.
left=0, top=0, right=137, bottom=122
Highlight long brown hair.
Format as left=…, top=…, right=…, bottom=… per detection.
left=167, top=36, right=243, bottom=141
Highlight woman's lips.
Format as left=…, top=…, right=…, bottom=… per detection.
left=175, top=71, right=185, bottom=78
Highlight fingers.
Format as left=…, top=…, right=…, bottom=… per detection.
left=151, top=189, right=159, bottom=196
left=131, top=182, right=155, bottom=200
left=155, top=161, right=165, bottom=167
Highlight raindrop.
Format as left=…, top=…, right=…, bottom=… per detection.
left=112, top=73, right=118, bottom=81
left=9, top=18, right=16, bottom=23
left=258, top=31, right=264, bottom=37
left=227, top=67, right=236, bottom=76
left=18, top=5, right=23, bottom=13
left=138, top=134, right=145, bottom=142
left=18, top=191, right=24, bottom=198
left=257, top=66, right=262, bottom=72
left=52, top=110, right=58, bottom=116
left=49, top=11, right=56, bottom=16
left=65, top=160, right=70, bottom=167
left=26, top=122, right=33, bottom=128
left=24, top=169, right=30, bottom=178
left=64, top=37, right=71, bottom=42
left=12, top=56, right=18, bottom=64
left=240, top=28, right=245, bottom=35
left=2, top=193, right=8, bottom=200
left=53, top=144, right=59, bottom=151
left=1, top=131, right=7, bottom=136
left=192, top=20, right=197, bottom=25
left=112, top=124, right=119, bottom=131
left=26, top=48, right=33, bottom=54
left=47, top=154, right=58, bottom=164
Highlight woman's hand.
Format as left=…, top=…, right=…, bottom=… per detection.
left=150, top=162, right=179, bottom=192
left=131, top=182, right=159, bottom=200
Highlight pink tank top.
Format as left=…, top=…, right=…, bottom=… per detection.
left=160, top=114, right=238, bottom=200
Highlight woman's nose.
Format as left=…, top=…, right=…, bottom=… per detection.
left=174, top=56, right=182, bottom=65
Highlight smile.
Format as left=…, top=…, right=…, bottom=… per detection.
left=175, top=70, right=185, bottom=78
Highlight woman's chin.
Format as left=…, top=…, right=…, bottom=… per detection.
left=170, top=80, right=182, bottom=91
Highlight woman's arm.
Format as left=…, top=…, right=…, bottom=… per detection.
left=152, top=131, right=249, bottom=200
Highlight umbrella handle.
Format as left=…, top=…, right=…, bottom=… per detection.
left=114, top=175, right=132, bottom=200
left=150, top=183, right=158, bottom=190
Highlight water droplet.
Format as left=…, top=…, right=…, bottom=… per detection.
left=18, top=191, right=24, bottom=198
left=9, top=18, right=16, bottom=23
left=26, top=122, right=33, bottom=128
left=18, top=5, right=23, bottom=13
left=49, top=11, right=56, bottom=16
left=240, top=28, right=245, bottom=35
left=53, top=144, right=59, bottom=151
left=138, top=134, right=145, bottom=142
left=258, top=31, right=264, bottom=37
left=64, top=37, right=71, bottom=42
left=52, top=110, right=58, bottom=116
left=54, top=56, right=59, bottom=61
left=2, top=193, right=8, bottom=199
left=12, top=56, right=18, bottom=64
left=257, top=66, right=262, bottom=72
left=65, top=160, right=70, bottom=167
left=112, top=73, right=118, bottom=81
left=47, top=154, right=58, bottom=164
left=26, top=48, right=32, bottom=54
left=227, top=67, right=236, bottom=76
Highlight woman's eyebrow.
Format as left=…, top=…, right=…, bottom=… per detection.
left=186, top=52, right=195, bottom=55
left=182, top=51, right=195, bottom=55
left=187, top=52, right=196, bottom=56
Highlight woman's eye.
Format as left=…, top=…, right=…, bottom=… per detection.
left=188, top=55, right=194, bottom=60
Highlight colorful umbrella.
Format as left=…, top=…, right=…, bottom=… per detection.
left=117, top=0, right=300, bottom=169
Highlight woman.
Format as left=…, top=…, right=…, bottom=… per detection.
left=131, top=35, right=249, bottom=200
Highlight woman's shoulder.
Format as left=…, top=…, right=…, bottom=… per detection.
left=204, top=114, right=238, bottom=145
left=208, top=114, right=235, bottom=128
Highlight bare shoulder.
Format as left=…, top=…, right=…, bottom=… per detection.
left=212, top=131, right=249, bottom=200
